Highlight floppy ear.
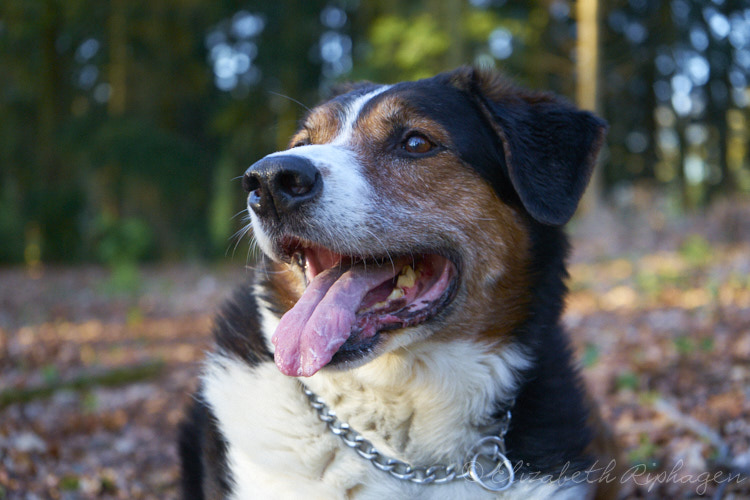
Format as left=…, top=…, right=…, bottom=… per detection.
left=452, top=67, right=607, bottom=226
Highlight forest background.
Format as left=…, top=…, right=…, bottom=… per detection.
left=1, top=0, right=750, bottom=498
left=2, top=0, right=749, bottom=267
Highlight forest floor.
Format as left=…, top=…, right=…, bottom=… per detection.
left=1, top=193, right=750, bottom=499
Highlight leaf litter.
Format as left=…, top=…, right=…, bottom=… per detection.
left=1, top=198, right=749, bottom=498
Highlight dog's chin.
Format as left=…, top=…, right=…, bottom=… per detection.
left=325, top=331, right=385, bottom=371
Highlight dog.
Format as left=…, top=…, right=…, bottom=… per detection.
left=179, top=67, right=618, bottom=499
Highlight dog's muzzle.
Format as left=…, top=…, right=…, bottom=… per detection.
left=243, top=155, right=322, bottom=219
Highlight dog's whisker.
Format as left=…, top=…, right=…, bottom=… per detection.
left=267, top=90, right=311, bottom=112
left=229, top=224, right=253, bottom=258
left=231, top=209, right=248, bottom=221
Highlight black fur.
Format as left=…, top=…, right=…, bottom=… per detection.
left=503, top=221, right=595, bottom=475
left=213, top=284, right=272, bottom=366
left=476, top=94, right=605, bottom=226
left=178, top=399, right=233, bottom=499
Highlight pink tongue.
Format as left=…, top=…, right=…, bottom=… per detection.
left=272, top=262, right=402, bottom=377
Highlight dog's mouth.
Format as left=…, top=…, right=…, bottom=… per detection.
left=271, top=237, right=458, bottom=377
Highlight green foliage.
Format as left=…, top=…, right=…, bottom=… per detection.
left=582, top=342, right=600, bottom=368
left=209, top=155, right=241, bottom=255
left=59, top=476, right=80, bottom=491
left=369, top=14, right=451, bottom=80
left=93, top=215, right=153, bottom=266
left=0, top=360, right=165, bottom=409
left=679, top=234, right=713, bottom=267
left=41, top=365, right=60, bottom=385
left=0, top=0, right=747, bottom=263
left=82, top=392, right=99, bottom=413
left=91, top=214, right=152, bottom=293
left=699, top=337, right=715, bottom=353
left=635, top=270, right=663, bottom=297
left=616, top=370, right=639, bottom=391
left=105, top=263, right=142, bottom=295
left=126, top=306, right=144, bottom=327
left=673, top=336, right=694, bottom=356
left=627, top=434, right=659, bottom=469
left=0, top=180, right=24, bottom=262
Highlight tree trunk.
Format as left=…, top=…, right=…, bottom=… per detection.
left=576, top=0, right=603, bottom=215
left=108, top=0, right=128, bottom=116
left=39, top=0, right=63, bottom=180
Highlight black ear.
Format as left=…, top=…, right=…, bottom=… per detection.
left=453, top=67, right=607, bottom=226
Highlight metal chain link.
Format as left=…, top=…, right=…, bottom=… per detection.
left=301, top=385, right=515, bottom=491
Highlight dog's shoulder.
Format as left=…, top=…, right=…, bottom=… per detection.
left=211, top=281, right=273, bottom=367
left=179, top=280, right=270, bottom=499
left=178, top=397, right=232, bottom=500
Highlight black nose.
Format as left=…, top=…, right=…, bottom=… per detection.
left=242, top=155, right=322, bottom=218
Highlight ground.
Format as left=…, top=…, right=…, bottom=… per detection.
left=1, top=195, right=749, bottom=499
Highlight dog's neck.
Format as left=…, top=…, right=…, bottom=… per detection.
left=300, top=337, right=530, bottom=466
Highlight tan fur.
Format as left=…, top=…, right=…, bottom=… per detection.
left=291, top=102, right=344, bottom=146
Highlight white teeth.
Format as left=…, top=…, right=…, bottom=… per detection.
left=386, top=287, right=404, bottom=301
left=396, top=265, right=417, bottom=289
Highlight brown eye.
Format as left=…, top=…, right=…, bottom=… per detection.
left=291, top=136, right=311, bottom=148
left=403, top=133, right=434, bottom=154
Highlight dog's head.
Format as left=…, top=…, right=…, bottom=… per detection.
left=243, top=67, right=606, bottom=377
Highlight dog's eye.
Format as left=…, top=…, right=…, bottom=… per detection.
left=292, top=138, right=310, bottom=148
left=402, top=133, right=434, bottom=155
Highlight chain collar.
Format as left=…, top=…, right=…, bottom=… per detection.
left=301, top=385, right=515, bottom=492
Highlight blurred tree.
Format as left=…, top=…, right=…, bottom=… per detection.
left=1, top=0, right=749, bottom=265
left=576, top=0, right=604, bottom=213
left=601, top=0, right=750, bottom=207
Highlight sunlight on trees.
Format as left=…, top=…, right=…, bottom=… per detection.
left=0, top=0, right=749, bottom=264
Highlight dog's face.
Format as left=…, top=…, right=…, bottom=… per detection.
left=244, top=68, right=606, bottom=377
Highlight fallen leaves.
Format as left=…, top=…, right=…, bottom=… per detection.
left=566, top=201, right=750, bottom=498
left=1, top=200, right=749, bottom=498
left=0, top=265, right=247, bottom=499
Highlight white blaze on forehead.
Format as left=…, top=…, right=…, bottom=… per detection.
left=330, top=85, right=392, bottom=145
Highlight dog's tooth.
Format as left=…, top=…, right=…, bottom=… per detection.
left=386, top=288, right=404, bottom=301
left=364, top=299, right=387, bottom=312
left=397, top=265, right=416, bottom=289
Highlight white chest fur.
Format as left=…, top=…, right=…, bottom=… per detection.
left=201, top=348, right=593, bottom=499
